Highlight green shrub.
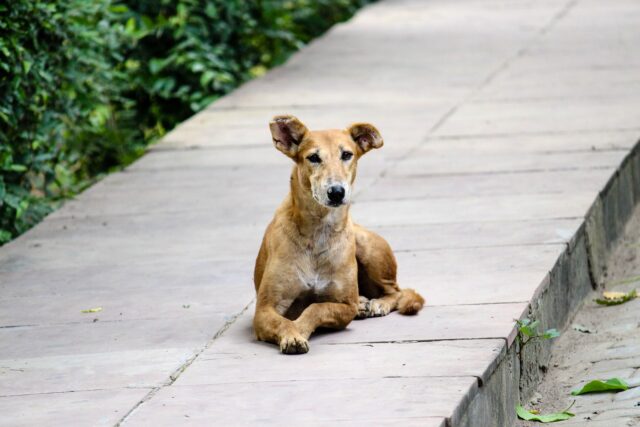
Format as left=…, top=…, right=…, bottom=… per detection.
left=0, top=0, right=372, bottom=244
left=0, top=1, right=132, bottom=243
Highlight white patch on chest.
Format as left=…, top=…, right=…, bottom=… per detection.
left=297, top=268, right=332, bottom=292
left=295, top=209, right=347, bottom=293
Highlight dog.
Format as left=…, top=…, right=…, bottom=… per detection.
left=253, top=115, right=425, bottom=354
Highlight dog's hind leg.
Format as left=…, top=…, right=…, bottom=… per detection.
left=354, top=224, right=425, bottom=318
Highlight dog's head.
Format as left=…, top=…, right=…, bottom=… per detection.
left=269, top=115, right=383, bottom=208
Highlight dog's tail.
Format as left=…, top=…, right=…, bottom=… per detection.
left=397, top=288, right=425, bottom=315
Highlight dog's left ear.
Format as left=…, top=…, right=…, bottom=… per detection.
left=269, top=115, right=309, bottom=158
left=348, top=123, right=384, bottom=155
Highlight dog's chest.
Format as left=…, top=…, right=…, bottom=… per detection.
left=295, top=227, right=345, bottom=293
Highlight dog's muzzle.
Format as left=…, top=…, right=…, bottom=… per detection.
left=327, top=185, right=346, bottom=207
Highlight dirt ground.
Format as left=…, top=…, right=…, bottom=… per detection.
left=517, top=204, right=640, bottom=427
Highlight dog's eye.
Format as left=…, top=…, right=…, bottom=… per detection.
left=341, top=151, right=353, bottom=161
left=307, top=153, right=321, bottom=164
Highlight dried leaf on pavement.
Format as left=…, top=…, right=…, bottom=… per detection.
left=594, top=289, right=637, bottom=306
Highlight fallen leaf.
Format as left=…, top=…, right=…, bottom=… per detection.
left=516, top=405, right=574, bottom=423
left=81, top=307, right=102, bottom=313
left=571, top=378, right=629, bottom=395
left=595, top=289, right=637, bottom=306
left=603, top=291, right=626, bottom=299
left=572, top=324, right=592, bottom=334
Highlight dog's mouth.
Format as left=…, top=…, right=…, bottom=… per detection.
left=312, top=194, right=346, bottom=208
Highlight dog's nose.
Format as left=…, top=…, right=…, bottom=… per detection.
left=327, top=185, right=345, bottom=204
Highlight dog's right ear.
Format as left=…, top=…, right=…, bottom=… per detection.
left=269, top=115, right=308, bottom=158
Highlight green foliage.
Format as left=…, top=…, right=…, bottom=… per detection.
left=0, top=0, right=140, bottom=243
left=0, top=0, right=372, bottom=244
left=515, top=318, right=560, bottom=353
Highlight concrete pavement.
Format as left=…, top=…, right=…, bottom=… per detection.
left=1, top=0, right=640, bottom=425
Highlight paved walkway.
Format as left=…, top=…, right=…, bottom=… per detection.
left=1, top=0, right=639, bottom=425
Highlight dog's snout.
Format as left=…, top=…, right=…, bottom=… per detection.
left=327, top=185, right=345, bottom=204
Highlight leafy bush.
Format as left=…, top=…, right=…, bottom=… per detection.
left=0, top=0, right=371, bottom=245
left=0, top=1, right=132, bottom=243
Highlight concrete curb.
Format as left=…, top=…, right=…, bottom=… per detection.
left=453, top=139, right=640, bottom=426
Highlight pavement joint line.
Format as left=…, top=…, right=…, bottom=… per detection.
left=0, top=316, right=234, bottom=329
left=369, top=216, right=584, bottom=228
left=114, top=299, right=254, bottom=426
left=425, top=127, right=640, bottom=141
left=204, top=102, right=440, bottom=112
left=358, top=190, right=592, bottom=202
left=386, top=165, right=619, bottom=180
left=323, top=337, right=509, bottom=346
left=128, top=164, right=620, bottom=176
left=424, top=301, right=531, bottom=307
left=470, top=93, right=640, bottom=104
left=47, top=202, right=590, bottom=221
left=165, top=375, right=481, bottom=388
left=534, top=149, right=631, bottom=154
left=4, top=215, right=586, bottom=231
left=393, top=242, right=566, bottom=253
left=0, top=386, right=155, bottom=399
left=149, top=142, right=267, bottom=153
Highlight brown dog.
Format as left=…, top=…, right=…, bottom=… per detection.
left=253, top=115, right=425, bottom=354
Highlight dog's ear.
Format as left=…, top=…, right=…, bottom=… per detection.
left=348, top=123, right=384, bottom=154
left=269, top=115, right=308, bottom=158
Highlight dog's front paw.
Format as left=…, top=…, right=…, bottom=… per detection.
left=356, top=296, right=371, bottom=319
left=279, top=334, right=309, bottom=355
left=357, top=296, right=391, bottom=318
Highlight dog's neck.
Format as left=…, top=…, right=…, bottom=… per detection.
left=288, top=167, right=349, bottom=237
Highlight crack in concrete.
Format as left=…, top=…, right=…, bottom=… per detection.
left=393, top=242, right=564, bottom=253
left=114, top=299, right=254, bottom=426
